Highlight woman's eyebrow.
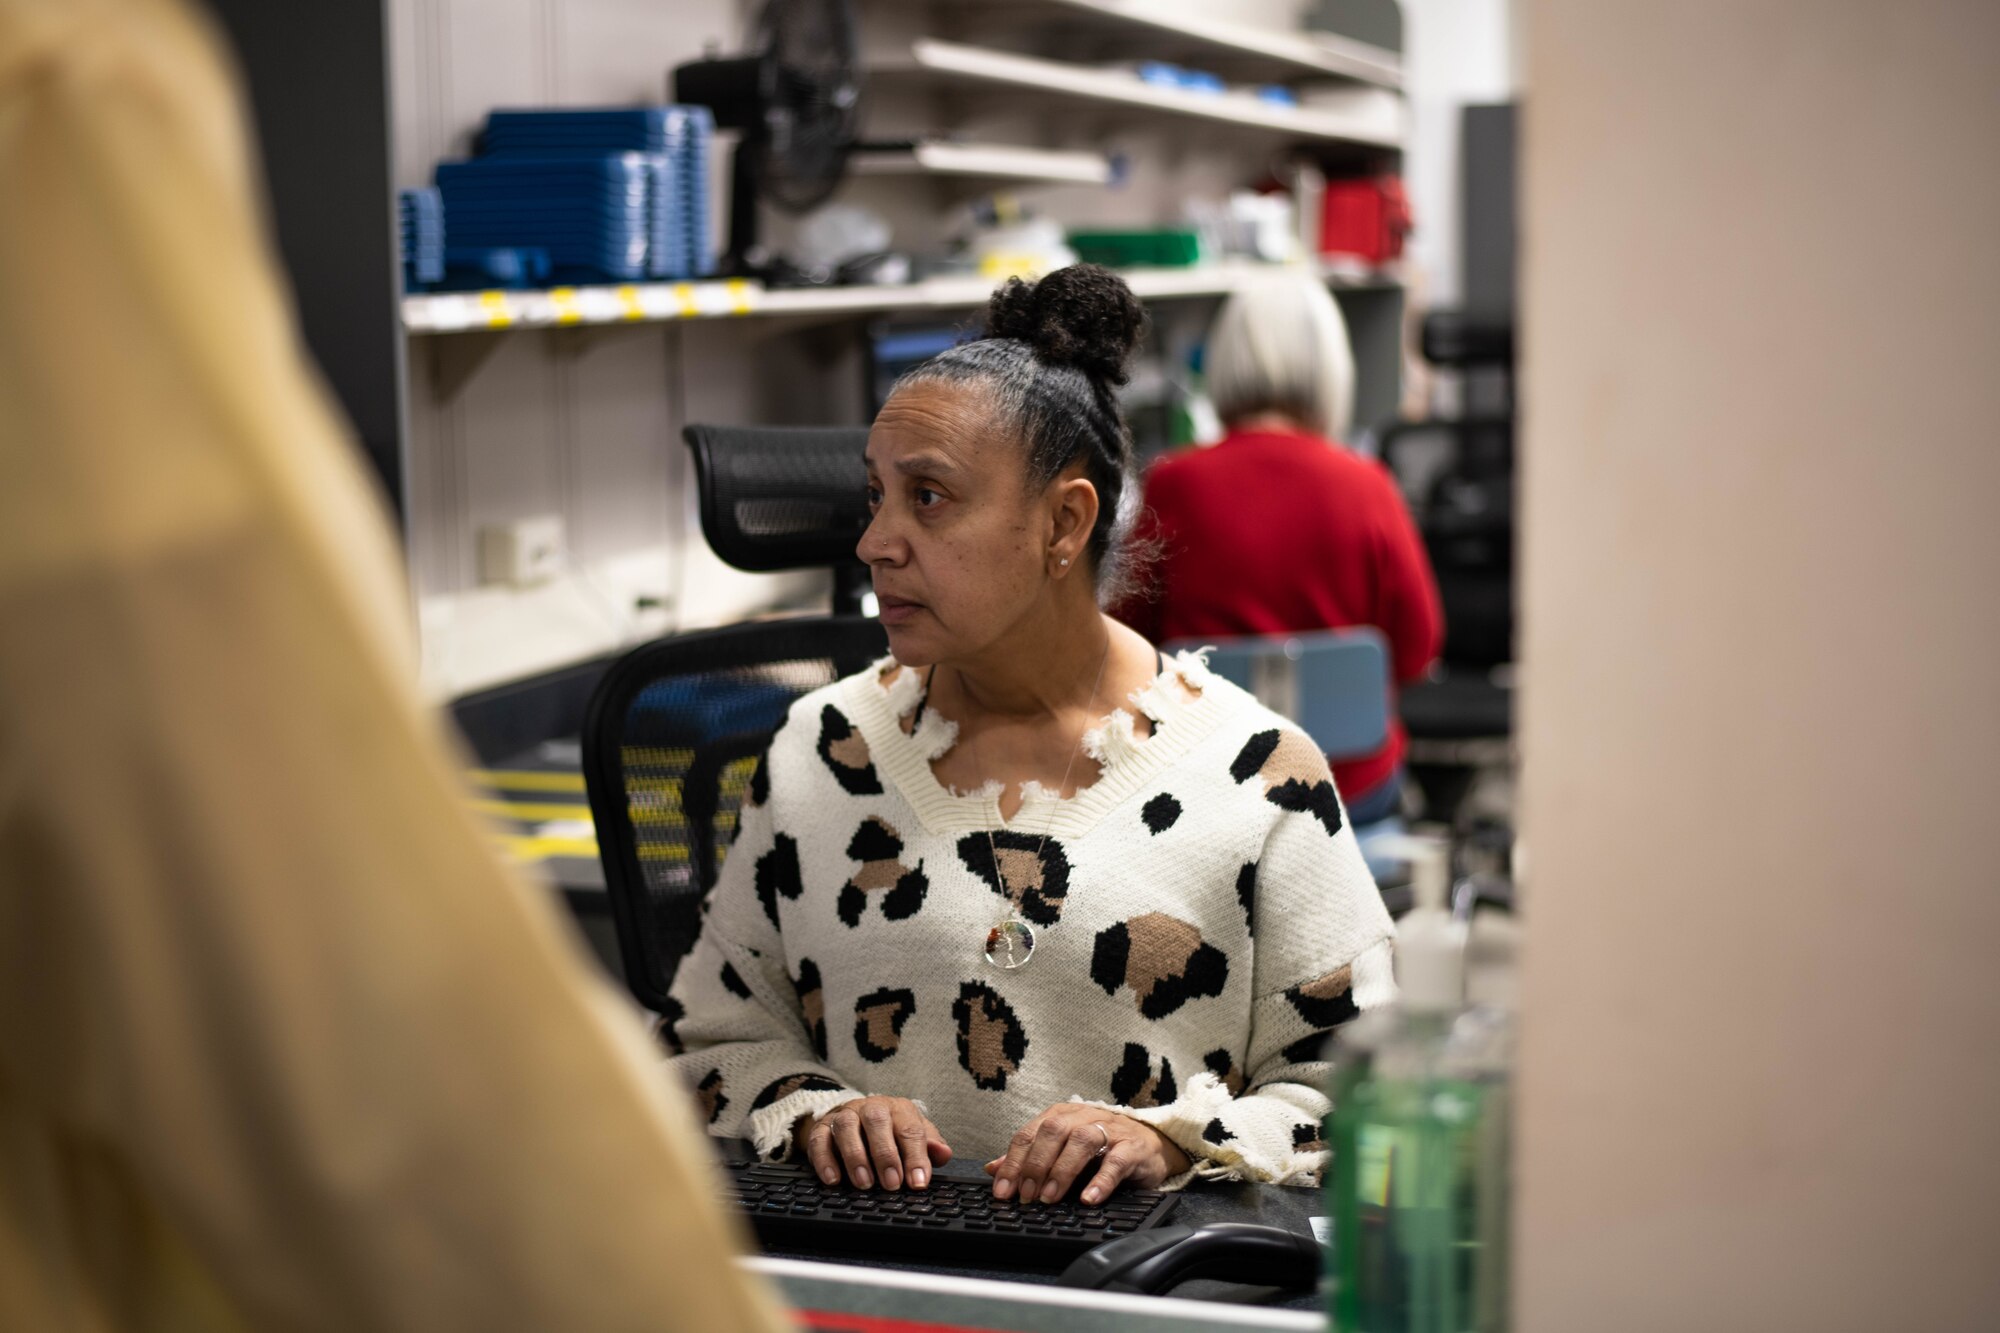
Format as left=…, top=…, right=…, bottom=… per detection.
left=888, top=452, right=961, bottom=478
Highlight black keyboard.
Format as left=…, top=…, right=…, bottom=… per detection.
left=721, top=1158, right=1179, bottom=1268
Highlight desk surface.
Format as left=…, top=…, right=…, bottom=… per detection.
left=749, top=1170, right=1328, bottom=1317
left=750, top=1257, right=1322, bottom=1333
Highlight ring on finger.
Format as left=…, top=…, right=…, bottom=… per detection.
left=1090, top=1122, right=1111, bottom=1158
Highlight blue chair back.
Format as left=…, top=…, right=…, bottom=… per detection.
left=1165, top=629, right=1391, bottom=762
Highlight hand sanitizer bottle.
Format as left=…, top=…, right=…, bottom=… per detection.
left=1327, top=840, right=1513, bottom=1333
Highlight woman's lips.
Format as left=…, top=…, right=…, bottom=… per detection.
left=876, top=595, right=924, bottom=626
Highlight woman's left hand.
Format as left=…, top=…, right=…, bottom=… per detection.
left=984, top=1104, right=1191, bottom=1204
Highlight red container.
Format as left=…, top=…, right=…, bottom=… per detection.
left=1319, top=174, right=1412, bottom=266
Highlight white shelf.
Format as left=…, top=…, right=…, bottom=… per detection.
left=879, top=39, right=1403, bottom=149
left=1025, top=0, right=1403, bottom=89
left=401, top=260, right=1397, bottom=336
left=849, top=141, right=1113, bottom=187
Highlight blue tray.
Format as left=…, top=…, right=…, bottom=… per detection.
left=442, top=208, right=651, bottom=227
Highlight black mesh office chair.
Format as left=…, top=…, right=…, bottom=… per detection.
left=581, top=425, right=887, bottom=1013
left=1370, top=314, right=1519, bottom=910
left=1378, top=313, right=1517, bottom=809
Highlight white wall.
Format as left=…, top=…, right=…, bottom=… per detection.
left=1516, top=1, right=2000, bottom=1327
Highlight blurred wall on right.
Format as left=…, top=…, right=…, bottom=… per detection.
left=1516, top=2, right=2000, bottom=1329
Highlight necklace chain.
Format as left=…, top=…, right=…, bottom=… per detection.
left=925, top=641, right=1114, bottom=953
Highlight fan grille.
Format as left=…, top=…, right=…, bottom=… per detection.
left=753, top=0, right=859, bottom=213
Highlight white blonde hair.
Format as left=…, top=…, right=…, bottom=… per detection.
left=1205, top=274, right=1356, bottom=439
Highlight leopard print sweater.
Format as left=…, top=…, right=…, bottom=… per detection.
left=663, top=650, right=1397, bottom=1186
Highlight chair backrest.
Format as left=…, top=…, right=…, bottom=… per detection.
left=581, top=616, right=888, bottom=1012
left=1166, top=629, right=1391, bottom=762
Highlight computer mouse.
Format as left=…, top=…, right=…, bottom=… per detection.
left=1055, top=1221, right=1321, bottom=1295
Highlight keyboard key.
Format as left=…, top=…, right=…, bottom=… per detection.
left=964, top=1219, right=993, bottom=1230
left=921, top=1217, right=951, bottom=1227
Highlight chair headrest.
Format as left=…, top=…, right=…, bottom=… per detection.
left=1421, top=311, right=1515, bottom=369
left=681, top=424, right=871, bottom=573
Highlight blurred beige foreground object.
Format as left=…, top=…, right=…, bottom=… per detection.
left=1517, top=1, right=2000, bottom=1330
left=0, top=0, right=788, bottom=1329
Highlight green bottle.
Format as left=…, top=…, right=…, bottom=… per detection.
left=1327, top=842, right=1513, bottom=1333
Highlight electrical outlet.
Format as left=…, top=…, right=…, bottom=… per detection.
left=478, top=515, right=565, bottom=587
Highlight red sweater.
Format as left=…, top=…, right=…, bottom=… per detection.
left=1115, top=426, right=1443, bottom=801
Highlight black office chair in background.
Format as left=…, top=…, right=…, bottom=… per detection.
left=1378, top=313, right=1515, bottom=827
left=581, top=425, right=886, bottom=1013
left=1374, top=313, right=1516, bottom=901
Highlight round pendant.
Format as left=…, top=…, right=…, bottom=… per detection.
left=984, top=919, right=1036, bottom=970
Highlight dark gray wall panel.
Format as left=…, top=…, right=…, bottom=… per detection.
left=207, top=0, right=408, bottom=523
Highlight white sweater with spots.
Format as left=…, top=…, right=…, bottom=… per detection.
left=663, top=651, right=1397, bottom=1186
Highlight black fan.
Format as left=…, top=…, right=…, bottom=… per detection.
left=675, top=0, right=861, bottom=280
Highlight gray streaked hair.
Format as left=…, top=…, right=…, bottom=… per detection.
left=1205, top=274, right=1357, bottom=440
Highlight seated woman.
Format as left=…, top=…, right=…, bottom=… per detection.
left=1115, top=275, right=1443, bottom=824
left=665, top=265, right=1395, bottom=1208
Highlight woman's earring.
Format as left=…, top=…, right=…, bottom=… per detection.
left=1059, top=557, right=1070, bottom=567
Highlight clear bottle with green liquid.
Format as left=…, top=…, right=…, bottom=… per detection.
left=1326, top=842, right=1513, bottom=1333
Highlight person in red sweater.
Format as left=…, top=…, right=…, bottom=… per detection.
left=1116, top=276, right=1443, bottom=822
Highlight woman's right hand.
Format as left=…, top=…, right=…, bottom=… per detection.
left=800, top=1096, right=952, bottom=1191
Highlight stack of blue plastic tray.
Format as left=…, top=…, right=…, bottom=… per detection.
left=473, top=107, right=714, bottom=281
left=672, top=107, right=714, bottom=281
left=399, top=187, right=445, bottom=288
left=436, top=153, right=659, bottom=283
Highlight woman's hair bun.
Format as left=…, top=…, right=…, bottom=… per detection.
left=986, top=263, right=1145, bottom=386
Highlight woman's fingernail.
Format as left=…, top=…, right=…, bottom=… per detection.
left=1084, top=1188, right=1101, bottom=1203
left=883, top=1169, right=901, bottom=1190
left=823, top=1168, right=840, bottom=1185
left=994, top=1178, right=1013, bottom=1199
left=855, top=1167, right=872, bottom=1188
left=912, top=1169, right=927, bottom=1188
left=1041, top=1180, right=1062, bottom=1203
